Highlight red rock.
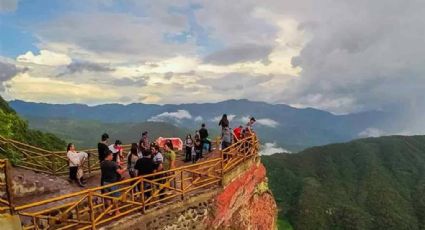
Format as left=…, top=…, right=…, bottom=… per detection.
left=206, top=162, right=277, bottom=229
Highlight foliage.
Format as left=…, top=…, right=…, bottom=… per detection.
left=263, top=135, right=425, bottom=230
left=278, top=218, right=294, bottom=230
left=0, top=96, right=66, bottom=152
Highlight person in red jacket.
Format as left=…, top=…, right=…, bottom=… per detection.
left=233, top=125, right=243, bottom=141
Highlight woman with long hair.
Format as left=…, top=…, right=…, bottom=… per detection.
left=127, top=143, right=139, bottom=178
left=67, top=143, right=88, bottom=187
left=218, top=114, right=229, bottom=130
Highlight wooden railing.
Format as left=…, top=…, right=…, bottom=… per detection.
left=0, top=135, right=131, bottom=175
left=0, top=134, right=259, bottom=229
left=0, top=159, right=14, bottom=215
left=222, top=134, right=260, bottom=172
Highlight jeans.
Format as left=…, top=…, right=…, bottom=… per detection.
left=103, top=182, right=120, bottom=197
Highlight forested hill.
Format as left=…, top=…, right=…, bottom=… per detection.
left=0, top=96, right=65, bottom=151
left=262, top=135, right=425, bottom=230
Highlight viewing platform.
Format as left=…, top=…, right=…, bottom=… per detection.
left=0, top=134, right=277, bottom=230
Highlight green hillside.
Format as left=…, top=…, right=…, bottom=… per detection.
left=25, top=116, right=190, bottom=148
left=0, top=96, right=66, bottom=164
left=263, top=135, right=425, bottom=230
left=0, top=96, right=66, bottom=151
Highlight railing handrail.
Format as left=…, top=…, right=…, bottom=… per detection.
left=13, top=157, right=223, bottom=210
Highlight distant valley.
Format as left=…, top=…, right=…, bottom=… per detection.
left=11, top=99, right=398, bottom=152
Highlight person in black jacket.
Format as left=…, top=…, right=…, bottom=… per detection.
left=98, top=133, right=109, bottom=187
left=199, top=123, right=211, bottom=153
left=97, top=133, right=109, bottom=162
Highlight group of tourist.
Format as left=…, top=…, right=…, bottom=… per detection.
left=66, top=115, right=257, bottom=206
left=183, top=115, right=256, bottom=162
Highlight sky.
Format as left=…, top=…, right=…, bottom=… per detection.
left=1, top=0, right=425, bottom=118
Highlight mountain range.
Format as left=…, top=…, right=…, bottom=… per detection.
left=10, top=99, right=397, bottom=151
left=27, top=116, right=189, bottom=149
left=263, top=135, right=425, bottom=230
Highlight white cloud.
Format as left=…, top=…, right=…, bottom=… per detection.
left=358, top=128, right=385, bottom=138
left=148, top=110, right=192, bottom=123
left=194, top=116, right=203, bottom=122
left=17, top=50, right=72, bottom=66
left=260, top=142, right=290, bottom=156
left=5, top=72, right=119, bottom=104
left=256, top=118, right=279, bottom=128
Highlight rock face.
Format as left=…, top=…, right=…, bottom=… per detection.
left=108, top=158, right=278, bottom=230
left=206, top=161, right=277, bottom=230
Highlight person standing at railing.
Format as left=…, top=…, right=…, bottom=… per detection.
left=127, top=143, right=139, bottom=178
left=109, top=140, right=124, bottom=164
left=184, top=134, right=193, bottom=162
left=163, top=142, right=176, bottom=189
left=151, top=142, right=165, bottom=200
left=218, top=114, right=229, bottom=132
left=163, top=142, right=176, bottom=170
left=245, top=117, right=256, bottom=135
left=199, top=123, right=211, bottom=154
left=151, top=143, right=163, bottom=171
left=222, top=127, right=232, bottom=150
left=67, top=143, right=88, bottom=187
left=233, top=125, right=243, bottom=141
left=98, top=133, right=109, bottom=162
left=193, top=138, right=202, bottom=163
left=139, top=131, right=150, bottom=155
left=101, top=150, right=126, bottom=216
left=134, top=149, right=156, bottom=199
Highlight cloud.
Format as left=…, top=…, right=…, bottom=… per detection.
left=195, top=1, right=278, bottom=46
left=148, top=110, right=192, bottom=123
left=35, top=11, right=195, bottom=61
left=0, top=61, right=27, bottom=91
left=268, top=0, right=425, bottom=115
left=358, top=128, right=385, bottom=138
left=260, top=142, right=290, bottom=155
left=194, top=116, right=203, bottom=122
left=0, top=0, right=18, bottom=12
left=3, top=0, right=425, bottom=137
left=112, top=77, right=148, bottom=87
left=5, top=72, right=119, bottom=104
left=66, top=61, right=115, bottom=74
left=202, top=73, right=274, bottom=91
left=256, top=118, right=279, bottom=128
left=17, top=50, right=72, bottom=66
left=203, top=44, right=273, bottom=65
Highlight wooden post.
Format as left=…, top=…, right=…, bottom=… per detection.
left=180, top=170, right=184, bottom=201
left=88, top=191, right=96, bottom=230
left=220, top=150, right=224, bottom=186
left=4, top=160, right=15, bottom=215
left=141, top=178, right=145, bottom=214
